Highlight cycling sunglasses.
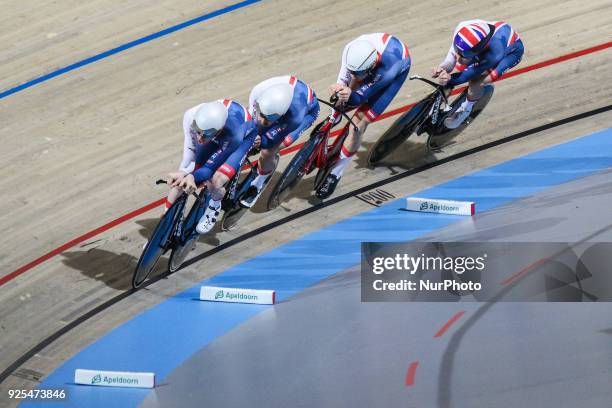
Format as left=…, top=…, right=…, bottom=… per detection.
left=348, top=68, right=371, bottom=78
left=191, top=120, right=219, bottom=139
left=255, top=102, right=282, bottom=123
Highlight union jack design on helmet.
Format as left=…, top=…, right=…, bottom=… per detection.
left=454, top=22, right=491, bottom=57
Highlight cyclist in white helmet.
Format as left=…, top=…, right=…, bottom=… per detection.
left=432, top=20, right=524, bottom=128
left=166, top=99, right=256, bottom=233
left=239, top=75, right=320, bottom=208
left=320, top=33, right=411, bottom=199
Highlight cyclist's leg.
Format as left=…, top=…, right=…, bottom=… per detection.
left=194, top=142, right=244, bottom=234
left=241, top=128, right=286, bottom=206
left=471, top=40, right=525, bottom=102
left=447, top=43, right=524, bottom=128
left=196, top=168, right=231, bottom=234
left=317, top=69, right=409, bottom=199
left=332, top=68, right=409, bottom=178
left=256, top=133, right=282, bottom=188
left=248, top=99, right=320, bottom=200
left=487, top=40, right=525, bottom=83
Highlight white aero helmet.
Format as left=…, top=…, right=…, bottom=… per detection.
left=256, top=83, right=294, bottom=122
left=346, top=40, right=378, bottom=75
left=193, top=101, right=228, bottom=138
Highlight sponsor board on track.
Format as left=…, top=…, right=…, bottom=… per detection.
left=406, top=197, right=475, bottom=216
left=74, top=369, right=155, bottom=388
left=200, top=286, right=276, bottom=305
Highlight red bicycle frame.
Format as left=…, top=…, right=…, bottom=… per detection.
left=300, top=117, right=352, bottom=176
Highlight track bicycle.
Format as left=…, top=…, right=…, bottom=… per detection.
left=368, top=75, right=494, bottom=165
left=266, top=96, right=358, bottom=209
left=132, top=151, right=260, bottom=288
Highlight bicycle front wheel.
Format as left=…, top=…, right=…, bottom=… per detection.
left=132, top=210, right=176, bottom=288
left=267, top=136, right=320, bottom=210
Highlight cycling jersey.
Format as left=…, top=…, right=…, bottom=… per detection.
left=336, top=33, right=411, bottom=120
left=179, top=99, right=254, bottom=184
left=249, top=75, right=320, bottom=149
left=441, top=20, right=524, bottom=86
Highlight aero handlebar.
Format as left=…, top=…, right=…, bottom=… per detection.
left=410, top=75, right=450, bottom=105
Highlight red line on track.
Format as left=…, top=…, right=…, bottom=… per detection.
left=500, top=257, right=548, bottom=286
left=434, top=310, right=466, bottom=338
left=2, top=41, right=611, bottom=287
left=405, top=361, right=419, bottom=386
left=0, top=198, right=165, bottom=287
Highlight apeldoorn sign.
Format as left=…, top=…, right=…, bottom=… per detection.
left=200, top=286, right=275, bottom=305
left=406, top=197, right=475, bottom=216
left=74, top=369, right=155, bottom=388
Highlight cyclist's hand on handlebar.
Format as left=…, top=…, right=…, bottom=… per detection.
left=435, top=70, right=451, bottom=86
left=329, top=83, right=344, bottom=94
left=179, top=174, right=197, bottom=194
left=168, top=171, right=187, bottom=187
left=253, top=135, right=261, bottom=149
left=247, top=136, right=261, bottom=157
left=431, top=66, right=446, bottom=78
left=336, top=85, right=351, bottom=104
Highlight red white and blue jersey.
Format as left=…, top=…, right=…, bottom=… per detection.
left=249, top=75, right=320, bottom=148
left=441, top=20, right=523, bottom=86
left=179, top=99, right=252, bottom=175
left=336, top=33, right=411, bottom=108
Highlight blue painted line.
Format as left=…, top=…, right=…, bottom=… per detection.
left=23, top=128, right=611, bottom=407
left=0, top=0, right=261, bottom=100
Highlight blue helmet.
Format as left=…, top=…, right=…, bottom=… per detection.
left=453, top=22, right=494, bottom=58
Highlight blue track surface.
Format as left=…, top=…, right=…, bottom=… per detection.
left=0, top=0, right=261, bottom=100
left=23, top=128, right=611, bottom=407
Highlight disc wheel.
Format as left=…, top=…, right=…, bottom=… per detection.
left=368, top=99, right=430, bottom=165
left=220, top=204, right=249, bottom=231
left=168, top=235, right=197, bottom=273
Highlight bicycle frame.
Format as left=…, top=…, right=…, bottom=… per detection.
left=313, top=121, right=351, bottom=170
left=152, top=179, right=206, bottom=248
left=302, top=97, right=358, bottom=174
left=409, top=76, right=450, bottom=134
left=223, top=155, right=256, bottom=205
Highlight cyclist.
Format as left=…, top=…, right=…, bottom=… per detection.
left=319, top=32, right=411, bottom=199
left=166, top=99, right=255, bottom=234
left=240, top=75, right=320, bottom=208
left=431, top=20, right=524, bottom=129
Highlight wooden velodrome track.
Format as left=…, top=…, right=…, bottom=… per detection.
left=0, top=0, right=610, bottom=403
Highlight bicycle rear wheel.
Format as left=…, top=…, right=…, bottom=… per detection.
left=168, top=235, right=197, bottom=273
left=132, top=204, right=180, bottom=288
left=267, top=136, right=320, bottom=210
left=368, top=99, right=431, bottom=165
